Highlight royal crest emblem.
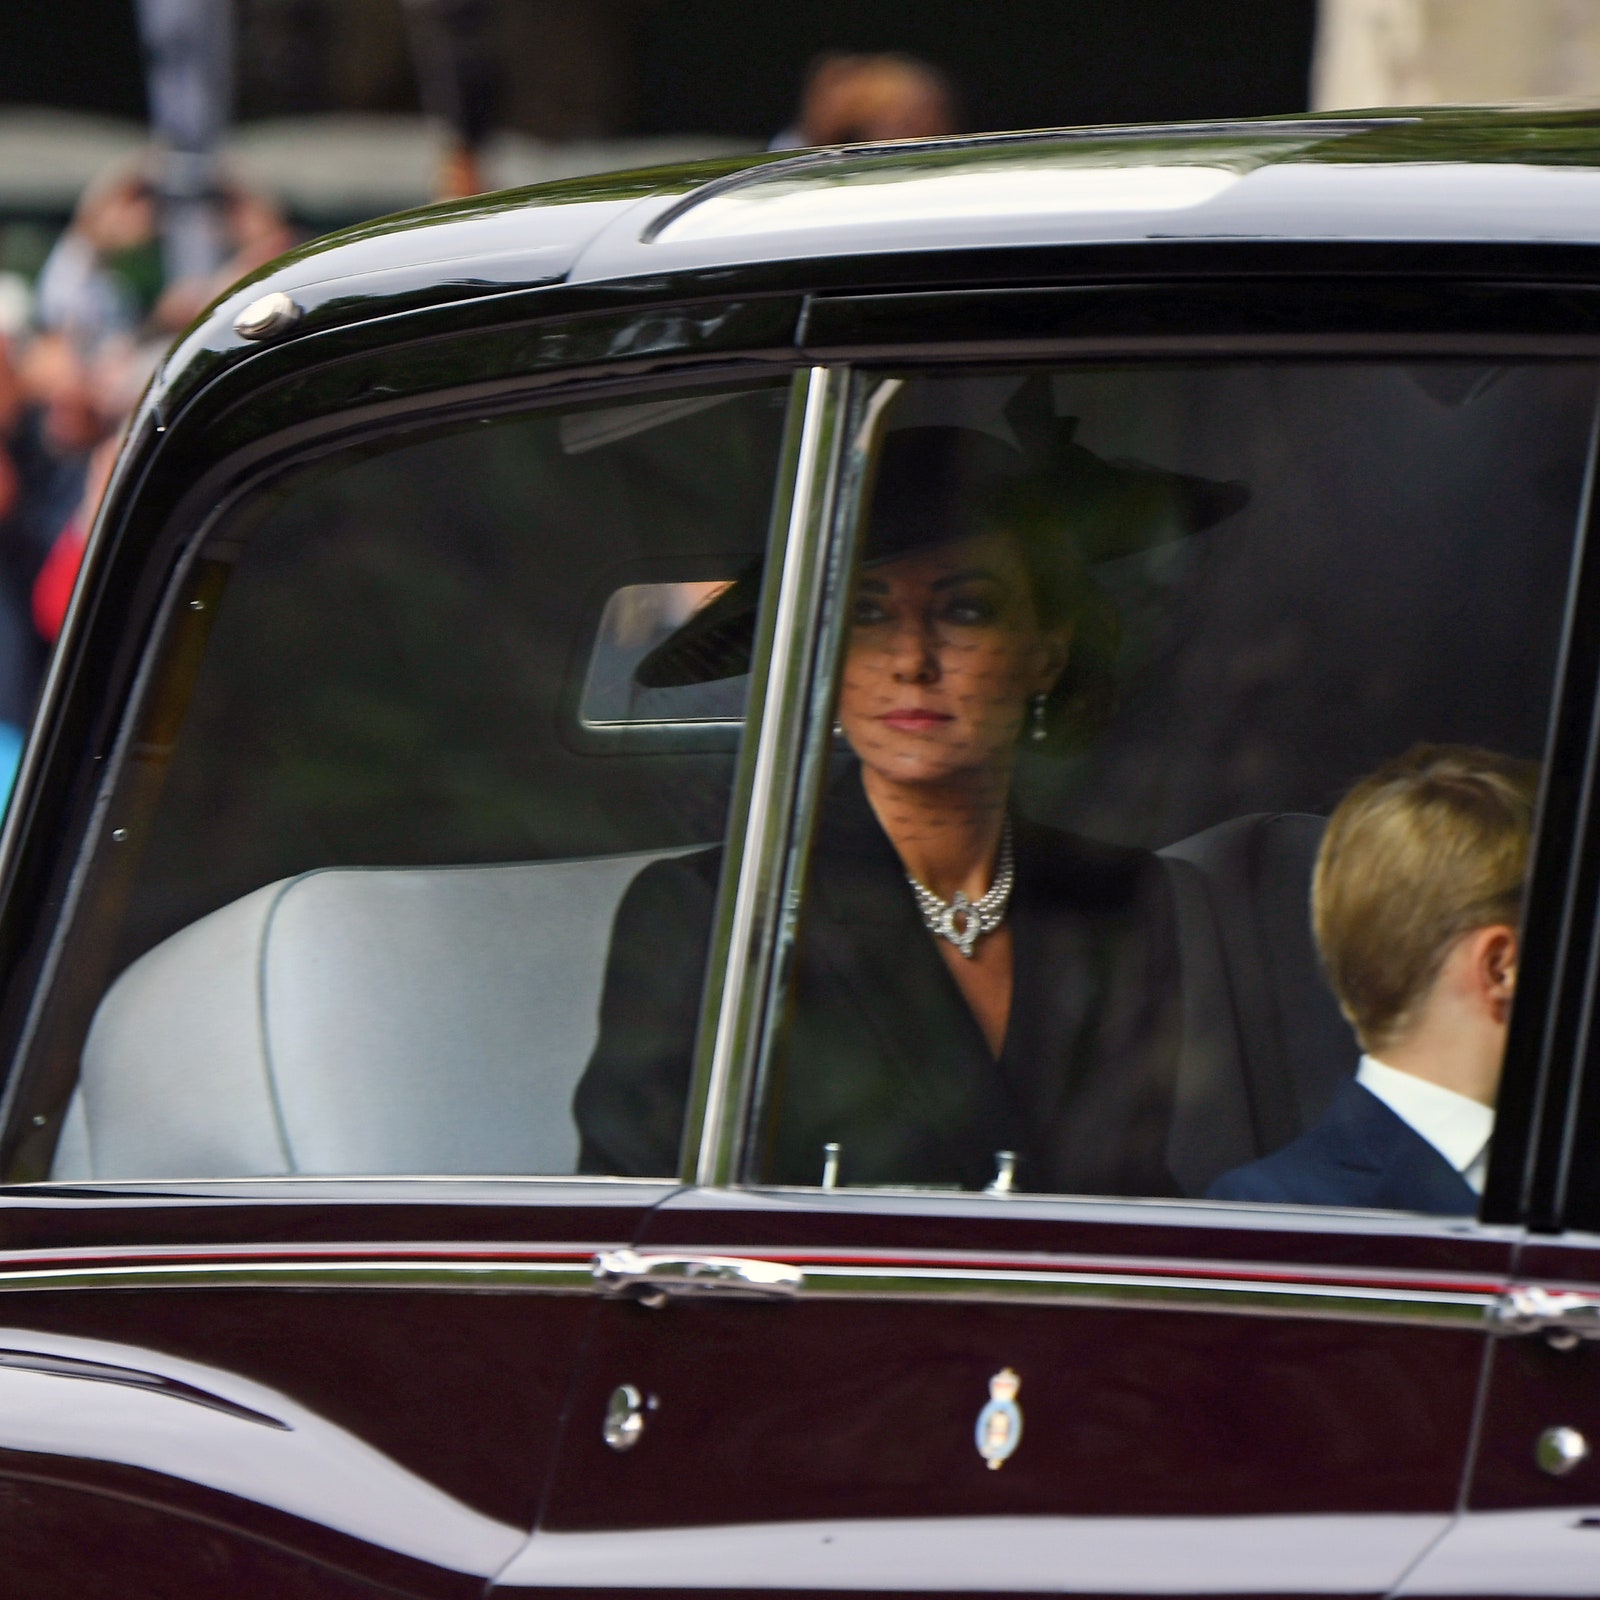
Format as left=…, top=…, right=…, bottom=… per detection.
left=974, top=1367, right=1023, bottom=1470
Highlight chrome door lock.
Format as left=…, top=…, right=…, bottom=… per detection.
left=603, top=1383, right=654, bottom=1452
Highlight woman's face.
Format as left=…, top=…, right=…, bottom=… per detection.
left=838, top=529, right=1070, bottom=789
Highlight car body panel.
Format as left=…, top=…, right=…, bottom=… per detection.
left=1394, top=1236, right=1600, bottom=1599
left=506, top=1190, right=1514, bottom=1595
left=0, top=1184, right=671, bottom=1594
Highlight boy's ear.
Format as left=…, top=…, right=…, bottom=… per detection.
left=1476, top=925, right=1519, bottom=1023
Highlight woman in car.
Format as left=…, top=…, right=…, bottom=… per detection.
left=575, top=403, right=1244, bottom=1193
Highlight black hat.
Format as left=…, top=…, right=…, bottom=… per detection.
left=634, top=398, right=1247, bottom=689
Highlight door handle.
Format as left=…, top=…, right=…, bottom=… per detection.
left=1493, top=1285, right=1600, bottom=1348
left=592, top=1248, right=804, bottom=1307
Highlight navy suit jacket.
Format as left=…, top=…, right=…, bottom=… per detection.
left=1206, top=1077, right=1477, bottom=1215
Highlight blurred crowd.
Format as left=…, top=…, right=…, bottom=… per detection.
left=0, top=153, right=294, bottom=779
left=0, top=23, right=956, bottom=805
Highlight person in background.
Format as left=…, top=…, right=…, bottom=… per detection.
left=33, top=158, right=159, bottom=352
left=25, top=150, right=293, bottom=657
left=1209, top=745, right=1536, bottom=1215
left=31, top=340, right=165, bottom=648
left=146, top=182, right=295, bottom=336
left=136, top=0, right=235, bottom=285
left=770, top=52, right=958, bottom=150
left=0, top=332, right=44, bottom=794
left=401, top=0, right=498, bottom=199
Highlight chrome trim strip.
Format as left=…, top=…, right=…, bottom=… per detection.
left=691, top=365, right=849, bottom=1187
left=796, top=1263, right=1494, bottom=1327
left=0, top=1241, right=1499, bottom=1326
left=0, top=1242, right=617, bottom=1295
left=767, top=1245, right=1503, bottom=1294
left=0, top=1240, right=607, bottom=1267
left=0, top=1260, right=598, bottom=1294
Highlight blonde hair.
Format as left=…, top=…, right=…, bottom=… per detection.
left=1313, top=745, right=1538, bottom=1054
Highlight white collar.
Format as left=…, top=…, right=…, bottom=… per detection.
left=1356, top=1055, right=1495, bottom=1184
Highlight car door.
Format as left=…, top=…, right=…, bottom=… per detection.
left=499, top=332, right=1600, bottom=1597
left=1400, top=894, right=1600, bottom=1597
left=0, top=317, right=808, bottom=1595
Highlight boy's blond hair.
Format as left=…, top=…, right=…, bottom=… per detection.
left=1313, top=745, right=1538, bottom=1054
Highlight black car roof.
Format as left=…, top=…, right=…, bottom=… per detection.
left=153, top=102, right=1600, bottom=419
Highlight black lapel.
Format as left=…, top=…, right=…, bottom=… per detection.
left=805, top=769, right=1018, bottom=1180
left=999, top=816, right=1181, bottom=1195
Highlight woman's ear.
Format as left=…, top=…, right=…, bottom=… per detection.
left=1033, top=622, right=1074, bottom=694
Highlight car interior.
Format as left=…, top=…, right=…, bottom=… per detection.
left=33, top=362, right=1597, bottom=1199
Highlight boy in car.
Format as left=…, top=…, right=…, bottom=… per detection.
left=1209, top=744, right=1536, bottom=1214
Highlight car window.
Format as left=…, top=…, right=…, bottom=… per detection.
left=719, top=361, right=1591, bottom=1212
left=16, top=380, right=792, bottom=1183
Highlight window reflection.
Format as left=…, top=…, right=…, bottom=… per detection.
left=726, top=363, right=1585, bottom=1210
left=580, top=580, right=743, bottom=726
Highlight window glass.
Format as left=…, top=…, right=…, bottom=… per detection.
left=21, top=381, right=790, bottom=1183
left=729, top=361, right=1586, bottom=1211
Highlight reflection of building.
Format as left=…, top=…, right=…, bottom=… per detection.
left=1314, top=0, right=1600, bottom=109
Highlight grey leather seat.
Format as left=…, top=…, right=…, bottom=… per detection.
left=52, top=848, right=699, bottom=1181
left=1158, top=813, right=1359, bottom=1196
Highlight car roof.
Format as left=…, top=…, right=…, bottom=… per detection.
left=239, top=105, right=1600, bottom=284
left=157, top=102, right=1600, bottom=416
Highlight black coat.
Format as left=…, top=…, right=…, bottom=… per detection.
left=575, top=769, right=1183, bottom=1194
left=1205, top=1077, right=1477, bottom=1215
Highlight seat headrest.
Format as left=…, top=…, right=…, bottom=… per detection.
left=1159, top=812, right=1358, bottom=1193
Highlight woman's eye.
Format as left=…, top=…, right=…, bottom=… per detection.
left=852, top=600, right=889, bottom=626
left=942, top=596, right=998, bottom=625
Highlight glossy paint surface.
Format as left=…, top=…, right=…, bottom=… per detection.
left=0, top=1185, right=669, bottom=1595
left=503, top=1191, right=1514, bottom=1595
left=1394, top=1236, right=1600, bottom=1598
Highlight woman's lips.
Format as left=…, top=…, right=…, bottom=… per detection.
left=880, top=709, right=954, bottom=732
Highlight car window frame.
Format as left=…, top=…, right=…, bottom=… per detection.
left=0, top=358, right=817, bottom=1190
left=707, top=333, right=1600, bottom=1235
left=6, top=282, right=1600, bottom=1228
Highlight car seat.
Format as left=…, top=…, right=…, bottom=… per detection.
left=51, top=847, right=702, bottom=1181
left=1158, top=813, right=1359, bottom=1196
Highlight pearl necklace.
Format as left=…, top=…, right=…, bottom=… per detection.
left=905, top=822, right=1015, bottom=959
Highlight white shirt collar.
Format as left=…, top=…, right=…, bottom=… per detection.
left=1356, top=1055, right=1496, bottom=1193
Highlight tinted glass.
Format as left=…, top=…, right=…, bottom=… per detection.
left=19, top=382, right=790, bottom=1182
left=744, top=362, right=1591, bottom=1210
